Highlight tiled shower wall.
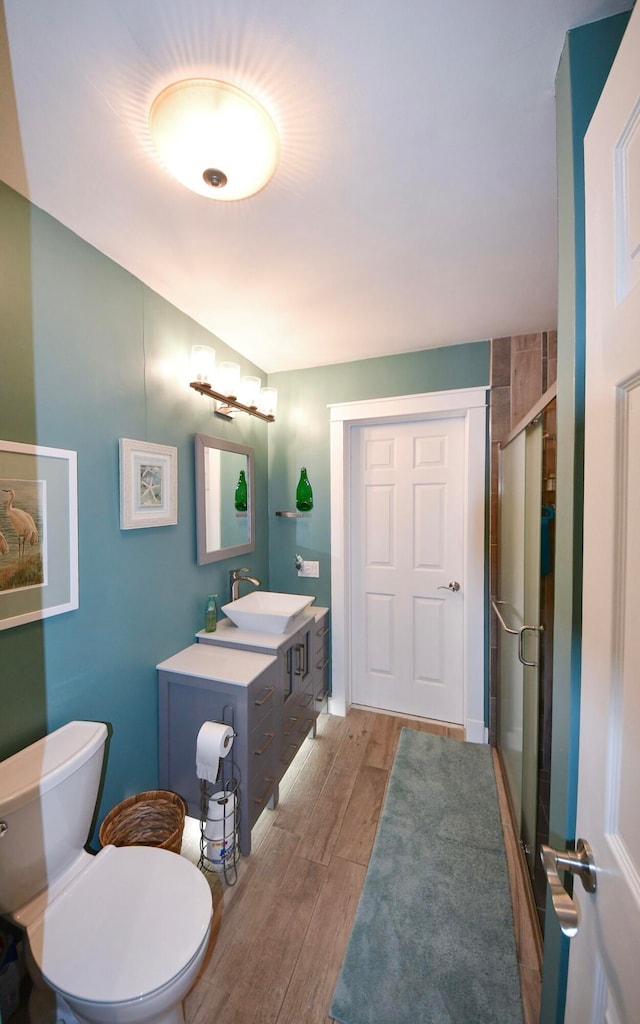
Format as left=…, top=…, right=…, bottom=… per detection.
left=488, top=332, right=557, bottom=744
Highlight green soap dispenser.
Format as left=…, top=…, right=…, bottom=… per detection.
left=296, top=467, right=313, bottom=512
left=204, top=594, right=218, bottom=633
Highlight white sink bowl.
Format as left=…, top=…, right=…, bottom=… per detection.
left=221, top=591, right=315, bottom=634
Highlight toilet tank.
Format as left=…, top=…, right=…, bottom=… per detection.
left=0, top=721, right=108, bottom=915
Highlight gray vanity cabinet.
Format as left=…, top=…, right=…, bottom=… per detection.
left=280, top=616, right=316, bottom=770
left=157, top=643, right=281, bottom=856
left=312, top=608, right=330, bottom=708
left=197, top=611, right=322, bottom=773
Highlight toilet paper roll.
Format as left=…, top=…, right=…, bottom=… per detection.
left=204, top=791, right=237, bottom=841
left=196, top=722, right=234, bottom=783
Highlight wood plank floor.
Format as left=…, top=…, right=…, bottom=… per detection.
left=182, top=708, right=542, bottom=1024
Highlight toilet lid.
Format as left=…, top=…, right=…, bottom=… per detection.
left=28, top=845, right=212, bottom=1004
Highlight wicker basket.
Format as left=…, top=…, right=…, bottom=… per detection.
left=99, top=789, right=187, bottom=855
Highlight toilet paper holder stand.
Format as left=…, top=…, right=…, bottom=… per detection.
left=198, top=705, right=239, bottom=886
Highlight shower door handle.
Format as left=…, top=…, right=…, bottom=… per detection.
left=518, top=625, right=543, bottom=668
left=540, top=839, right=597, bottom=937
left=492, top=600, right=543, bottom=667
left=437, top=581, right=460, bottom=592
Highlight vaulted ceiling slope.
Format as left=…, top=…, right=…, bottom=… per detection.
left=0, top=1, right=631, bottom=372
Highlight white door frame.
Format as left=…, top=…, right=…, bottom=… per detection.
left=329, top=387, right=488, bottom=742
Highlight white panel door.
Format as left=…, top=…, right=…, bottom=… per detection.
left=350, top=416, right=465, bottom=722
left=564, top=7, right=640, bottom=1020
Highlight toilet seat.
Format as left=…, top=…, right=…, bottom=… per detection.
left=28, top=844, right=212, bottom=1005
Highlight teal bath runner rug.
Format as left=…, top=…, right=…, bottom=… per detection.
left=330, top=729, right=523, bottom=1024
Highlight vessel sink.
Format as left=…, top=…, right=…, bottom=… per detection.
left=221, top=591, right=315, bottom=634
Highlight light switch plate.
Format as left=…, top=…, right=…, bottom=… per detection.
left=297, top=560, right=320, bottom=578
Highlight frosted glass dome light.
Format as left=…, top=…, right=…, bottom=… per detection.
left=149, top=79, right=279, bottom=201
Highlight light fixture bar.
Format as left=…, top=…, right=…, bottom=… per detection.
left=190, top=381, right=275, bottom=422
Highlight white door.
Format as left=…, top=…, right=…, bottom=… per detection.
left=350, top=416, right=465, bottom=722
left=563, top=7, right=640, bottom=1020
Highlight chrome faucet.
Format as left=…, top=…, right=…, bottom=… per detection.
left=229, top=567, right=261, bottom=602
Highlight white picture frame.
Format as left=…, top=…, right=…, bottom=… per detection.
left=0, top=439, right=78, bottom=630
left=119, top=438, right=178, bottom=529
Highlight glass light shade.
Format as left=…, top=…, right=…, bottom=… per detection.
left=241, top=376, right=262, bottom=409
left=191, top=345, right=215, bottom=384
left=149, top=79, right=279, bottom=201
left=260, top=387, right=278, bottom=418
left=218, top=361, right=241, bottom=399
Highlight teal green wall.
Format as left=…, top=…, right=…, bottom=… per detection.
left=266, top=345, right=490, bottom=608
left=0, top=182, right=270, bottom=834
left=0, top=189, right=47, bottom=756
left=541, top=13, right=630, bottom=1023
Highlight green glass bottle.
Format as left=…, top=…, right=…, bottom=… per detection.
left=234, top=470, right=247, bottom=512
left=296, top=467, right=313, bottom=512
left=204, top=594, right=218, bottom=633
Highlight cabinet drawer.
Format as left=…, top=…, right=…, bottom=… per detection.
left=248, top=703, right=276, bottom=773
left=249, top=774, right=277, bottom=826
left=249, top=682, right=277, bottom=730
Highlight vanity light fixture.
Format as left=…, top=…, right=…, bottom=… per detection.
left=259, top=387, right=278, bottom=419
left=241, top=376, right=262, bottom=409
left=191, top=345, right=215, bottom=385
left=217, top=361, right=241, bottom=400
left=190, top=348, right=275, bottom=422
left=149, top=79, right=279, bottom=201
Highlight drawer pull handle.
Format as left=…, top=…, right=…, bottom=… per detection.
left=316, top=688, right=328, bottom=702
left=254, top=685, right=275, bottom=707
left=316, top=657, right=329, bottom=670
left=283, top=716, right=298, bottom=736
left=295, top=642, right=306, bottom=676
left=254, top=732, right=275, bottom=756
left=299, top=717, right=314, bottom=734
left=253, top=777, right=275, bottom=805
left=300, top=692, right=314, bottom=709
left=281, top=744, right=298, bottom=766
left=317, top=626, right=330, bottom=637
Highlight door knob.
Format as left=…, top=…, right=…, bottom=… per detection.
left=437, top=581, right=460, bottom=592
left=540, top=838, right=597, bottom=937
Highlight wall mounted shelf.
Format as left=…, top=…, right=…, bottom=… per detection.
left=275, top=511, right=311, bottom=518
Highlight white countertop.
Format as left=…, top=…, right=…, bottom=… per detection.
left=157, top=643, right=277, bottom=686
left=195, top=608, right=320, bottom=651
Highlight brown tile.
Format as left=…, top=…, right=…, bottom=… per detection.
left=490, top=542, right=499, bottom=601
left=512, top=333, right=542, bottom=353
left=510, top=348, right=542, bottom=428
left=209, top=851, right=328, bottom=1023
left=333, top=764, right=388, bottom=865
left=276, top=856, right=367, bottom=1024
left=547, top=330, right=557, bottom=362
left=490, top=385, right=511, bottom=442
left=362, top=711, right=404, bottom=770
left=491, top=336, right=512, bottom=387
left=296, top=765, right=358, bottom=865
left=332, top=707, right=376, bottom=772
left=271, top=743, right=340, bottom=838
left=520, top=965, right=543, bottom=1024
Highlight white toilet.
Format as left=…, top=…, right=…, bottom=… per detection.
left=0, top=721, right=212, bottom=1024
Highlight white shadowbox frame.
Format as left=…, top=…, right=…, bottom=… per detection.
left=119, top=438, right=178, bottom=530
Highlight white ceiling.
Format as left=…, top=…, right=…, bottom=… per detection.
left=0, top=0, right=631, bottom=373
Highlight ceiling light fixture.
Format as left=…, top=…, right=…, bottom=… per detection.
left=149, top=79, right=279, bottom=201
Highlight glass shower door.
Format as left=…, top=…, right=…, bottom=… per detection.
left=497, top=418, right=543, bottom=878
